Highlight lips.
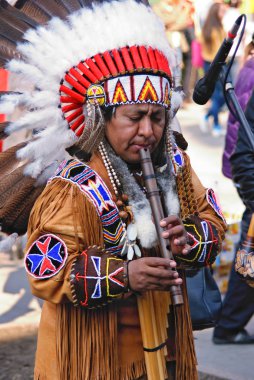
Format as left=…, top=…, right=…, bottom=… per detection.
left=130, top=144, right=152, bottom=152
left=134, top=144, right=151, bottom=149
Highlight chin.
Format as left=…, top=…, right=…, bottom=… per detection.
left=124, top=157, right=140, bottom=164
left=121, top=153, right=140, bottom=164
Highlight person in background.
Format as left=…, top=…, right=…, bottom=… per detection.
left=199, top=2, right=227, bottom=137
left=223, top=0, right=244, bottom=84
left=0, top=0, right=227, bottom=378
left=180, top=0, right=195, bottom=105
left=213, top=35, right=254, bottom=345
left=152, top=0, right=196, bottom=104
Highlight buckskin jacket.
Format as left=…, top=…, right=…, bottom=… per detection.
left=25, top=136, right=227, bottom=380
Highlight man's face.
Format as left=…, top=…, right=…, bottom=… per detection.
left=105, top=103, right=166, bottom=164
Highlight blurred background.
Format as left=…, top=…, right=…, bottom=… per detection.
left=1, top=0, right=254, bottom=379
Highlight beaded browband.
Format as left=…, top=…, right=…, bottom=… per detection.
left=60, top=45, right=173, bottom=137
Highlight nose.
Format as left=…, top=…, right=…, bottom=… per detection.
left=138, top=116, right=154, bottom=139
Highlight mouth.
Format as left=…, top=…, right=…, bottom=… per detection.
left=130, top=144, right=152, bottom=152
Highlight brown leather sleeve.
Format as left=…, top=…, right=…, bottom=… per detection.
left=190, top=166, right=227, bottom=240
left=176, top=158, right=227, bottom=267
left=25, top=178, right=123, bottom=306
left=70, top=246, right=128, bottom=309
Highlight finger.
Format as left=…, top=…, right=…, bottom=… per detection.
left=157, top=262, right=177, bottom=270
left=143, top=257, right=177, bottom=268
left=172, top=245, right=190, bottom=256
left=146, top=267, right=180, bottom=279
left=173, top=236, right=189, bottom=246
left=182, top=245, right=191, bottom=255
left=160, top=215, right=180, bottom=227
left=149, top=277, right=183, bottom=290
left=162, top=225, right=186, bottom=239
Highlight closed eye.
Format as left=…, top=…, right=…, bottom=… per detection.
left=151, top=114, right=165, bottom=123
left=129, top=116, right=142, bottom=122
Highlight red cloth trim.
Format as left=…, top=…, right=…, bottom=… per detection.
left=147, top=48, right=158, bottom=70
left=130, top=46, right=143, bottom=70
left=69, top=67, right=91, bottom=89
left=77, top=62, right=98, bottom=83
left=64, top=73, right=87, bottom=95
left=94, top=54, right=111, bottom=78
left=60, top=85, right=85, bottom=102
left=121, top=47, right=134, bottom=72
left=102, top=51, right=118, bottom=76
left=112, top=49, right=126, bottom=73
left=86, top=58, right=104, bottom=81
left=139, top=46, right=151, bottom=68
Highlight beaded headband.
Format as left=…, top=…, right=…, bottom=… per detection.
left=60, top=45, right=172, bottom=136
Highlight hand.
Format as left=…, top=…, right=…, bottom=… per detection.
left=160, top=215, right=190, bottom=256
left=128, top=257, right=182, bottom=293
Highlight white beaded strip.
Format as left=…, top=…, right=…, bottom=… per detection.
left=99, top=142, right=121, bottom=196
left=98, top=141, right=128, bottom=253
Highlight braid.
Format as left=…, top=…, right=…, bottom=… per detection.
left=176, top=152, right=198, bottom=219
left=165, top=122, right=198, bottom=219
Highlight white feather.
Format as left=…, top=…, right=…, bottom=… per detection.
left=171, top=91, right=184, bottom=115
left=23, top=91, right=58, bottom=109
left=6, top=107, right=62, bottom=134
left=0, top=93, right=22, bottom=114
left=35, top=153, right=71, bottom=186
left=23, top=146, right=68, bottom=178
left=17, top=128, right=75, bottom=161
left=5, top=0, right=178, bottom=181
left=7, top=60, right=43, bottom=86
left=14, top=0, right=174, bottom=87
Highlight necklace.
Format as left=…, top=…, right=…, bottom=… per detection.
left=98, top=141, right=143, bottom=259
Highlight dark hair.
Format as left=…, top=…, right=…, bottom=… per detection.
left=102, top=106, right=118, bottom=122
left=202, top=3, right=224, bottom=49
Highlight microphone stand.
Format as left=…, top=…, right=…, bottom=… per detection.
left=220, top=65, right=254, bottom=151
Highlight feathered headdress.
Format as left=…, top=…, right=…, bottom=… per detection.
left=0, top=0, right=182, bottom=234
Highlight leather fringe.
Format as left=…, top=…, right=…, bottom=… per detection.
left=54, top=182, right=118, bottom=380
left=118, top=359, right=147, bottom=380
left=34, top=370, right=46, bottom=380
left=52, top=181, right=149, bottom=380
left=56, top=303, right=119, bottom=380
left=174, top=153, right=199, bottom=379
left=175, top=272, right=198, bottom=380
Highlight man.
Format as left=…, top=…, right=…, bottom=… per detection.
left=0, top=0, right=226, bottom=378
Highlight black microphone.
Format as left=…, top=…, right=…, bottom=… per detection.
left=192, top=15, right=243, bottom=105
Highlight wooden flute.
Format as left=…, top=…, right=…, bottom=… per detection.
left=139, top=147, right=183, bottom=305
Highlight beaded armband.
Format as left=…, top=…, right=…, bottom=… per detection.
left=70, top=246, right=128, bottom=308
left=177, top=215, right=220, bottom=267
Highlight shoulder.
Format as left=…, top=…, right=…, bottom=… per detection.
left=172, top=131, right=188, bottom=151
left=51, top=158, right=90, bottom=182
left=30, top=159, right=93, bottom=218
